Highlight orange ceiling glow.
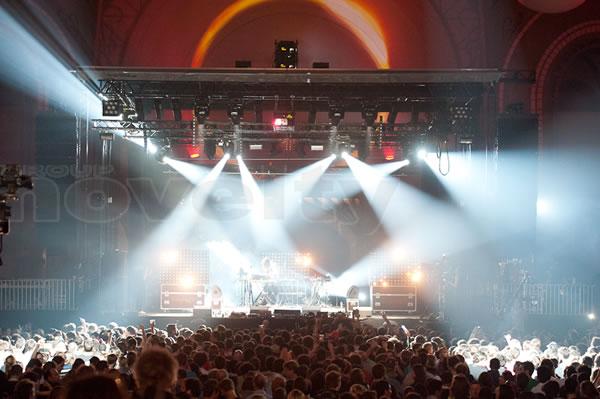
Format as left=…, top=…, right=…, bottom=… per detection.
left=191, top=0, right=389, bottom=69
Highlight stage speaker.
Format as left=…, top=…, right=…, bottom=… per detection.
left=497, top=114, right=539, bottom=256
left=273, top=309, right=302, bottom=318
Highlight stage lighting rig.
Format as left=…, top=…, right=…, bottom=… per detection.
left=274, top=40, right=298, bottom=68
left=0, top=165, right=33, bottom=266
left=228, top=103, right=243, bottom=125
left=102, top=99, right=122, bottom=117
left=0, top=165, right=33, bottom=201
left=194, top=100, right=210, bottom=123
left=101, top=80, right=137, bottom=120
left=272, top=112, right=295, bottom=132
left=329, top=106, right=344, bottom=126
left=102, top=97, right=137, bottom=120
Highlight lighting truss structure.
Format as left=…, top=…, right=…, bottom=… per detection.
left=75, top=67, right=504, bottom=162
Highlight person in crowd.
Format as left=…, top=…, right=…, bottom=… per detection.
left=134, top=347, right=178, bottom=399
left=65, top=375, right=126, bottom=399
left=2, top=313, right=600, bottom=399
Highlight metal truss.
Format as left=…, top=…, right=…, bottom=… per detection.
left=92, top=119, right=428, bottom=145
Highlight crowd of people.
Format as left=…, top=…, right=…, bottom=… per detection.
left=1, top=314, right=600, bottom=399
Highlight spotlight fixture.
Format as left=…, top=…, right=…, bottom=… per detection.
left=274, top=40, right=298, bottom=68
left=228, top=103, right=243, bottom=125
left=588, top=313, right=596, bottom=320
left=417, top=148, right=428, bottom=160
left=178, top=274, right=195, bottom=289
left=329, top=107, right=344, bottom=126
left=222, top=140, right=235, bottom=157
left=154, top=145, right=170, bottom=164
left=272, top=112, right=295, bottom=132
left=147, top=141, right=158, bottom=155
left=102, top=99, right=122, bottom=117
left=194, top=100, right=210, bottom=123
left=408, top=270, right=423, bottom=284
left=336, top=142, right=351, bottom=157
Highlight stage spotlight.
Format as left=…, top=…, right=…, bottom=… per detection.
left=147, top=142, right=158, bottom=155
left=190, top=152, right=201, bottom=159
left=154, top=145, right=170, bottom=164
left=390, top=246, right=404, bottom=262
left=358, top=292, right=366, bottom=302
left=194, top=100, right=210, bottom=123
left=273, top=113, right=295, bottom=132
left=537, top=198, right=551, bottom=216
left=409, top=270, right=423, bottom=284
left=274, top=40, right=298, bottom=68
left=296, top=254, right=312, bottom=268
left=178, top=275, right=195, bottom=289
left=159, top=249, right=179, bottom=265
left=236, top=154, right=242, bottom=162
left=417, top=148, right=428, bottom=160
left=588, top=313, right=596, bottom=320
left=102, top=99, right=123, bottom=117
left=222, top=153, right=231, bottom=161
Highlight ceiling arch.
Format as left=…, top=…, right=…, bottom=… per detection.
left=191, top=0, right=389, bottom=68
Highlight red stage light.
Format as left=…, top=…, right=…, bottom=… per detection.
left=190, top=153, right=200, bottom=159
left=273, top=117, right=287, bottom=127
left=383, top=146, right=395, bottom=161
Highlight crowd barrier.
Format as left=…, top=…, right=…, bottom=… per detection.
left=0, top=279, right=78, bottom=311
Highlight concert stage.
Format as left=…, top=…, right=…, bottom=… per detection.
left=136, top=305, right=443, bottom=332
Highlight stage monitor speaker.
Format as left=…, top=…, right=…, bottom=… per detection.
left=273, top=309, right=302, bottom=318
left=497, top=114, right=539, bottom=256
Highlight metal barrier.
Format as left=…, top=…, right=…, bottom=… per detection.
left=0, top=279, right=78, bottom=311
left=450, top=282, right=598, bottom=318
left=521, top=283, right=598, bottom=316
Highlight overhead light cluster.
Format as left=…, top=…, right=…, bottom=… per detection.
left=102, top=99, right=122, bottom=117
left=274, top=40, right=298, bottom=69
